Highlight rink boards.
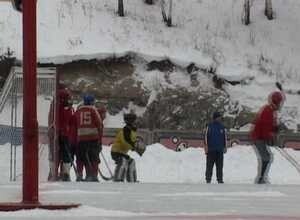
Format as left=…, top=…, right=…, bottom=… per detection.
left=1, top=125, right=300, bottom=151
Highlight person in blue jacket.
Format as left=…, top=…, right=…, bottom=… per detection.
left=204, top=111, right=227, bottom=184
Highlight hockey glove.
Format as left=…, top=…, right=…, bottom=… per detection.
left=134, top=142, right=146, bottom=156
left=278, top=145, right=285, bottom=149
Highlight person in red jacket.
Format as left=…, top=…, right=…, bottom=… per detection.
left=74, top=94, right=103, bottom=182
left=250, top=91, right=284, bottom=184
left=48, top=86, right=74, bottom=181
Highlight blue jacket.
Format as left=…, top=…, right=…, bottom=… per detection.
left=206, top=121, right=226, bottom=152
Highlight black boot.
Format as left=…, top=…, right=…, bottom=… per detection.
left=261, top=161, right=269, bottom=178
left=76, top=175, right=83, bottom=182
left=257, top=177, right=267, bottom=184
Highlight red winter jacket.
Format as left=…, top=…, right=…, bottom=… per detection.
left=250, top=104, right=278, bottom=141
left=74, top=105, right=103, bottom=142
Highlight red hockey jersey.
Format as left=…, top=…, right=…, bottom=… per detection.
left=250, top=104, right=278, bottom=141
left=74, top=105, right=103, bottom=142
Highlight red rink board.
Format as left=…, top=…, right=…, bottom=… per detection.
left=121, top=215, right=300, bottom=220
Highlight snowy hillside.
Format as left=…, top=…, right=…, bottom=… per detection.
left=0, top=0, right=299, bottom=129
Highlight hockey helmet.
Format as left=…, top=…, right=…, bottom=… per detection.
left=124, top=113, right=137, bottom=125
left=212, top=111, right=222, bottom=120
left=58, top=88, right=71, bottom=105
left=83, top=94, right=95, bottom=105
left=268, top=91, right=284, bottom=109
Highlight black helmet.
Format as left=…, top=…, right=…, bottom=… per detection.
left=124, top=113, right=137, bottom=125
left=212, top=111, right=222, bottom=120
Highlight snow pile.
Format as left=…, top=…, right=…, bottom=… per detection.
left=1, top=143, right=299, bottom=184
left=129, top=144, right=300, bottom=184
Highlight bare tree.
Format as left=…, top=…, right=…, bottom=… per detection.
left=168, top=0, right=173, bottom=26
left=161, top=0, right=167, bottom=23
left=242, top=0, right=250, bottom=25
left=145, top=0, right=154, bottom=4
left=118, top=0, right=124, bottom=17
left=265, top=0, right=273, bottom=20
left=161, top=0, right=173, bottom=27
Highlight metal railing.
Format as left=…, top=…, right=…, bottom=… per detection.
left=0, top=67, right=15, bottom=112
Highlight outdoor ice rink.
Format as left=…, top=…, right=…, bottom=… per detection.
left=0, top=182, right=300, bottom=220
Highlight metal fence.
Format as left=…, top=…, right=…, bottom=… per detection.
left=0, top=66, right=56, bottom=181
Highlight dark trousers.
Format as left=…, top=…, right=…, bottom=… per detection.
left=205, top=151, right=224, bottom=182
left=111, top=151, right=130, bottom=164
left=111, top=152, right=132, bottom=182
left=77, top=140, right=101, bottom=164
left=59, top=136, right=72, bottom=163
left=77, top=140, right=101, bottom=178
left=254, top=140, right=273, bottom=179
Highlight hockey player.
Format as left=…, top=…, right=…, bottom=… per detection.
left=204, top=111, right=227, bottom=184
left=48, top=86, right=74, bottom=181
left=74, top=94, right=103, bottom=182
left=250, top=91, right=285, bottom=184
left=111, top=113, right=145, bottom=182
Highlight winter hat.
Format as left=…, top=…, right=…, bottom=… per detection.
left=268, top=91, right=284, bottom=108
left=124, top=113, right=137, bottom=125
left=213, top=111, right=222, bottom=120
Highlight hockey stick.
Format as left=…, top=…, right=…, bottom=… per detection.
left=98, top=167, right=113, bottom=181
left=98, top=151, right=114, bottom=181
left=85, top=149, right=113, bottom=181
left=278, top=148, right=300, bottom=171
left=275, top=81, right=283, bottom=91
left=274, top=147, right=300, bottom=174
left=99, top=151, right=114, bottom=180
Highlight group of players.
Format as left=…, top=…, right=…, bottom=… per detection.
left=48, top=84, right=144, bottom=182
left=47, top=83, right=285, bottom=184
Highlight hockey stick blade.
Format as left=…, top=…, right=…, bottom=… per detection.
left=275, top=147, right=300, bottom=174
left=275, top=82, right=283, bottom=91
left=98, top=168, right=114, bottom=181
